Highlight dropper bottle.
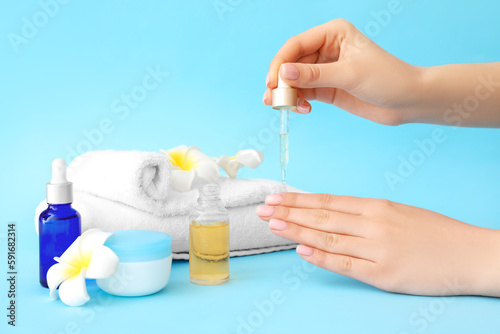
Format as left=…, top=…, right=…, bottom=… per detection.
left=39, top=158, right=81, bottom=288
left=272, top=72, right=298, bottom=184
left=189, top=183, right=229, bottom=285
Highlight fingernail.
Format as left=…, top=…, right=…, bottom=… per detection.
left=269, top=219, right=288, bottom=231
left=280, top=64, right=299, bottom=80
left=297, top=105, right=310, bottom=114
left=265, top=72, right=270, bottom=86
left=256, top=205, right=275, bottom=216
left=296, top=245, right=314, bottom=256
left=265, top=194, right=282, bottom=205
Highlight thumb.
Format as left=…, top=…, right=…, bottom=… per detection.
left=279, top=62, right=350, bottom=89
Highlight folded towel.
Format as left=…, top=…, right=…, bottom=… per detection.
left=67, top=150, right=170, bottom=211
left=35, top=177, right=301, bottom=259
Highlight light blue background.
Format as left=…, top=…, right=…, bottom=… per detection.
left=1, top=0, right=500, bottom=333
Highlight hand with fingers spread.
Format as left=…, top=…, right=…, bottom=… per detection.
left=263, top=18, right=500, bottom=127
left=256, top=192, right=500, bottom=297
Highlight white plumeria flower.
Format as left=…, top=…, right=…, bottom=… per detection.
left=161, top=145, right=220, bottom=192
left=47, top=228, right=119, bottom=307
left=216, top=150, right=264, bottom=178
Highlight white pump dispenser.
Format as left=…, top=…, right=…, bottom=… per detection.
left=46, top=158, right=73, bottom=204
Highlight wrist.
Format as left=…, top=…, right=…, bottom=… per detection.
left=397, top=65, right=430, bottom=125
left=467, top=227, right=500, bottom=297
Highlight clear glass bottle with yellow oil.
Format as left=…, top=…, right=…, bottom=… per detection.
left=189, top=183, right=229, bottom=285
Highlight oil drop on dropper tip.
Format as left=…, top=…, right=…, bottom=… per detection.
left=272, top=73, right=297, bottom=185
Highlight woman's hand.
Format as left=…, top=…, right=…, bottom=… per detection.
left=263, top=19, right=423, bottom=126
left=256, top=192, right=500, bottom=297
left=264, top=19, right=500, bottom=127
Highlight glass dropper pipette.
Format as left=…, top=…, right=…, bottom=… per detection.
left=272, top=74, right=297, bottom=185
left=279, top=108, right=289, bottom=184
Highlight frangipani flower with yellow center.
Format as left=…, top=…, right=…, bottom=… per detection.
left=161, top=145, right=220, bottom=192
left=47, top=228, right=119, bottom=307
left=216, top=150, right=264, bottom=178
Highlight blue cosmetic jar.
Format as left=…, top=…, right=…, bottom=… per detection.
left=96, top=230, right=172, bottom=297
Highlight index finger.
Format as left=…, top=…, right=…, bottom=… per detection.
left=267, top=19, right=348, bottom=89
left=265, top=193, right=368, bottom=215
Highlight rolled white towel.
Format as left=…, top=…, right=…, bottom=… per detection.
left=67, top=150, right=170, bottom=211
left=35, top=178, right=304, bottom=259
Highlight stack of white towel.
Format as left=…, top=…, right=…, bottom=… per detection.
left=35, top=150, right=300, bottom=259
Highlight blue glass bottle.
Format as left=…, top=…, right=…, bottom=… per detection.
left=39, top=159, right=81, bottom=288
left=39, top=204, right=81, bottom=288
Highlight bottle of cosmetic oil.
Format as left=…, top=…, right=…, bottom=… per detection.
left=189, top=183, right=229, bottom=285
left=39, top=158, right=81, bottom=288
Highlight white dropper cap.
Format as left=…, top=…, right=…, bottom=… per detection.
left=272, top=68, right=298, bottom=110
left=277, top=75, right=289, bottom=89
left=46, top=158, right=73, bottom=204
